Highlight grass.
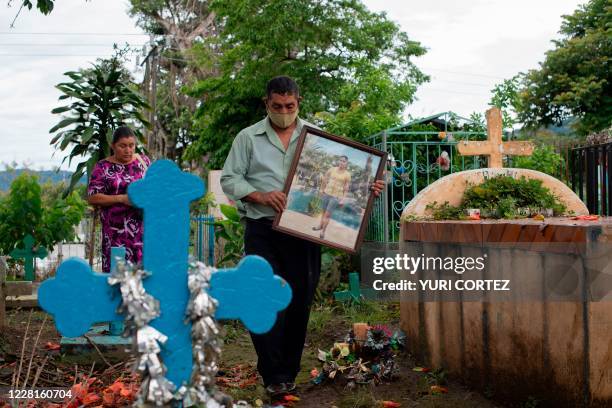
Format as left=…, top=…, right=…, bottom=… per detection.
left=338, top=300, right=400, bottom=324
left=308, top=300, right=400, bottom=336
left=336, top=387, right=379, bottom=408
left=308, top=303, right=337, bottom=336
left=224, top=384, right=266, bottom=403
left=221, top=320, right=248, bottom=344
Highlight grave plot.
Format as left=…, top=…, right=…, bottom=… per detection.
left=398, top=108, right=611, bottom=406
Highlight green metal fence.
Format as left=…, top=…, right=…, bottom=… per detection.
left=366, top=128, right=487, bottom=243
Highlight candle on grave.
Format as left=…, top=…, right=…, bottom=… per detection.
left=353, top=322, right=369, bottom=342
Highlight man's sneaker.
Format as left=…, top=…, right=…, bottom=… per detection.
left=283, top=382, right=296, bottom=393
left=265, top=383, right=287, bottom=397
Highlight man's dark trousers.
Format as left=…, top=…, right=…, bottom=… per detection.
left=244, top=217, right=321, bottom=386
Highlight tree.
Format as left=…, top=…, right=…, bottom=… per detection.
left=0, top=173, right=86, bottom=256
left=517, top=0, right=611, bottom=135
left=8, top=0, right=55, bottom=15
left=185, top=0, right=428, bottom=169
left=128, top=0, right=218, bottom=163
left=490, top=76, right=521, bottom=130
left=49, top=49, right=150, bottom=193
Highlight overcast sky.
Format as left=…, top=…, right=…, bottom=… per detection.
left=0, top=0, right=584, bottom=170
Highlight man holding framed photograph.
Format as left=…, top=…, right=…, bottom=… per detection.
left=220, top=76, right=384, bottom=397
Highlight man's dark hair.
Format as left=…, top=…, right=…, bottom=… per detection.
left=339, top=155, right=349, bottom=161
left=112, top=125, right=135, bottom=144
left=266, top=76, right=300, bottom=99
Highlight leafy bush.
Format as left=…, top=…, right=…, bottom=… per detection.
left=0, top=173, right=86, bottom=257
left=210, top=204, right=244, bottom=267
left=512, top=145, right=564, bottom=177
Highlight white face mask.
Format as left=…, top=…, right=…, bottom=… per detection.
left=267, top=108, right=299, bottom=129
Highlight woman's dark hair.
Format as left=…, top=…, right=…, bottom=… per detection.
left=266, top=76, right=300, bottom=99
left=112, top=126, right=135, bottom=144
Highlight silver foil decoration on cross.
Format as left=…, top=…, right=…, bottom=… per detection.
left=109, top=257, right=253, bottom=407
left=108, top=259, right=176, bottom=406
left=180, top=260, right=232, bottom=407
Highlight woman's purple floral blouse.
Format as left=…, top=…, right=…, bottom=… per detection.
left=87, top=156, right=151, bottom=272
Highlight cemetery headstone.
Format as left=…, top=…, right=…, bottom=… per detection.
left=397, top=108, right=609, bottom=405
left=334, top=272, right=376, bottom=302
left=456, top=107, right=533, bottom=168
left=404, top=107, right=588, bottom=217
left=10, top=234, right=48, bottom=281
left=38, top=160, right=292, bottom=403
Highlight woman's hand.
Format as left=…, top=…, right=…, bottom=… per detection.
left=118, top=194, right=131, bottom=206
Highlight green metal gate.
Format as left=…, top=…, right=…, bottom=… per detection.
left=365, top=112, right=487, bottom=243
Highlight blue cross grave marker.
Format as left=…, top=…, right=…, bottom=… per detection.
left=38, top=160, right=292, bottom=387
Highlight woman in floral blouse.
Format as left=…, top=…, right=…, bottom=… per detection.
left=87, top=126, right=150, bottom=272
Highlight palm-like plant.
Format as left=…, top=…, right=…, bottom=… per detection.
left=49, top=50, right=150, bottom=193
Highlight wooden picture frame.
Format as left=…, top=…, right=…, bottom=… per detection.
left=273, top=126, right=386, bottom=253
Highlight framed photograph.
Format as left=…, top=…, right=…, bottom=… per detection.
left=273, top=126, right=386, bottom=253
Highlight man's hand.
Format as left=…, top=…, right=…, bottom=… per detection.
left=370, top=179, right=385, bottom=197
left=252, top=191, right=287, bottom=213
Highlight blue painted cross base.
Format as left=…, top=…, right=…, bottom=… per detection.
left=38, top=160, right=292, bottom=390
left=59, top=247, right=129, bottom=353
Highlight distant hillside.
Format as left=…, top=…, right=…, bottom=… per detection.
left=0, top=169, right=85, bottom=191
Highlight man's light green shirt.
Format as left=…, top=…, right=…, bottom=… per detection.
left=221, top=116, right=316, bottom=220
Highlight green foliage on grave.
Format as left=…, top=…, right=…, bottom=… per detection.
left=184, top=0, right=428, bottom=169
left=0, top=173, right=86, bottom=255
left=516, top=0, right=611, bottom=135
left=425, top=175, right=567, bottom=220
left=463, top=176, right=566, bottom=215
left=49, top=48, right=150, bottom=195
left=425, top=201, right=466, bottom=221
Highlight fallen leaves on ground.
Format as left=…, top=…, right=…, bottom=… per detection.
left=43, top=342, right=60, bottom=351
left=216, top=364, right=259, bottom=389
left=63, top=374, right=139, bottom=407
left=430, top=385, right=449, bottom=394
